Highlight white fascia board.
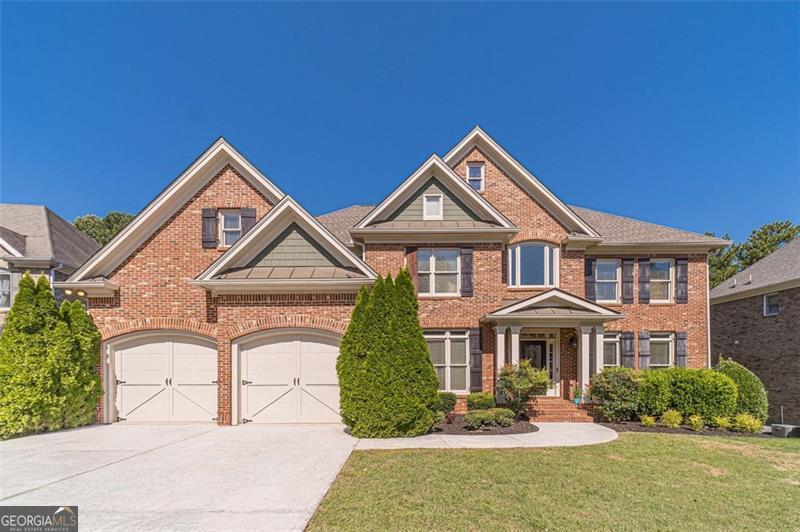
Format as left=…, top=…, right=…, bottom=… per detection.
left=198, top=196, right=377, bottom=281
left=586, top=242, right=730, bottom=254
left=710, top=278, right=800, bottom=305
left=490, top=288, right=621, bottom=316
left=54, top=279, right=119, bottom=297
left=69, top=138, right=285, bottom=282
left=482, top=315, right=625, bottom=326
left=349, top=227, right=518, bottom=243
left=0, top=237, right=22, bottom=257
left=443, top=127, right=599, bottom=237
left=354, top=155, right=515, bottom=230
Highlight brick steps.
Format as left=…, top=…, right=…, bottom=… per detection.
left=528, top=397, right=596, bottom=423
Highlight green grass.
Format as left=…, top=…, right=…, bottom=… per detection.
left=309, top=433, right=800, bottom=531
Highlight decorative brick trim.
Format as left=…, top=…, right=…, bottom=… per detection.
left=509, top=230, right=566, bottom=245
left=218, top=293, right=356, bottom=305
left=100, top=318, right=217, bottom=341
left=226, top=314, right=348, bottom=340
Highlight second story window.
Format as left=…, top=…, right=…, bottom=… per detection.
left=508, top=243, right=558, bottom=288
left=418, top=248, right=460, bottom=296
left=650, top=259, right=673, bottom=303
left=423, top=194, right=443, bottom=221
left=596, top=260, right=620, bottom=302
left=467, top=163, right=485, bottom=191
left=763, top=293, right=780, bottom=316
left=219, top=210, right=242, bottom=247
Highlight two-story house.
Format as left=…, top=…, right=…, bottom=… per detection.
left=58, top=128, right=728, bottom=425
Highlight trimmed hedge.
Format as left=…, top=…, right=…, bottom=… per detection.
left=715, top=358, right=768, bottom=423
left=668, top=368, right=737, bottom=419
left=638, top=370, right=671, bottom=416
left=588, top=367, right=639, bottom=422
left=466, top=392, right=495, bottom=411
left=437, top=392, right=458, bottom=413
left=464, top=408, right=516, bottom=429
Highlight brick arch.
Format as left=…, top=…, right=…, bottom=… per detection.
left=227, top=314, right=348, bottom=340
left=100, top=318, right=217, bottom=341
left=508, top=230, right=566, bottom=246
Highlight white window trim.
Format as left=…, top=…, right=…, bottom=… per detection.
left=418, top=248, right=461, bottom=297
left=649, top=332, right=674, bottom=368
left=0, top=269, right=11, bottom=310
left=763, top=292, right=780, bottom=317
left=596, top=259, right=621, bottom=303
left=507, top=243, right=559, bottom=288
left=218, top=209, right=242, bottom=248
left=425, top=330, right=470, bottom=393
left=602, top=333, right=620, bottom=367
left=650, top=259, right=674, bottom=303
left=422, top=194, right=443, bottom=221
left=466, top=163, right=485, bottom=192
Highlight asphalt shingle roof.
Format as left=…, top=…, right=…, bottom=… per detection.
left=710, top=237, right=800, bottom=301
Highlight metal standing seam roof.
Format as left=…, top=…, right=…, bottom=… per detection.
left=710, top=237, right=800, bottom=301
left=214, top=265, right=367, bottom=280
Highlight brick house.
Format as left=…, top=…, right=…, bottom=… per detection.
left=57, top=128, right=728, bottom=425
left=710, top=238, right=799, bottom=425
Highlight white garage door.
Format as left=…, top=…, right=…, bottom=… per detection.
left=240, top=333, right=340, bottom=424
left=114, top=334, right=218, bottom=422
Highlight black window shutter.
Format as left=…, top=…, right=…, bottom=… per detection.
left=638, top=331, right=650, bottom=370
left=584, top=257, right=597, bottom=301
left=241, top=208, right=257, bottom=235
left=501, top=247, right=508, bottom=284
left=676, top=331, right=687, bottom=367
left=621, top=332, right=635, bottom=368
left=622, top=258, right=634, bottom=304
left=460, top=248, right=474, bottom=297
left=676, top=258, right=689, bottom=304
left=469, top=328, right=482, bottom=392
left=405, top=247, right=418, bottom=291
left=201, top=208, right=217, bottom=248
left=638, top=258, right=651, bottom=303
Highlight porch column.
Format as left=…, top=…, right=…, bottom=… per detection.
left=593, top=326, right=605, bottom=375
left=509, top=326, right=521, bottom=366
left=494, top=326, right=506, bottom=375
left=578, top=326, right=592, bottom=392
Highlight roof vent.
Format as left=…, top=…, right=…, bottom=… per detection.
left=730, top=278, right=737, bottom=288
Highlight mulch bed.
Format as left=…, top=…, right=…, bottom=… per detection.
left=433, top=414, right=538, bottom=436
left=600, top=421, right=770, bottom=438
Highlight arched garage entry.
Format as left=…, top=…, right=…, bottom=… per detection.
left=107, top=331, right=218, bottom=423
left=232, top=329, right=342, bottom=425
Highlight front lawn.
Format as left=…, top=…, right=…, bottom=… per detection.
left=309, top=433, right=800, bottom=530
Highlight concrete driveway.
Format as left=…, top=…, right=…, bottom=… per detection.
left=0, top=424, right=356, bottom=531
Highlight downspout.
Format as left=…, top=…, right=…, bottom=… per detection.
left=354, top=241, right=366, bottom=262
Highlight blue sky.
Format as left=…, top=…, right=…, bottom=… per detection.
left=2, top=2, right=798, bottom=242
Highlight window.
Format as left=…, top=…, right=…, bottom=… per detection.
left=418, top=249, right=460, bottom=295
left=650, top=259, right=673, bottom=302
left=596, top=260, right=620, bottom=302
left=650, top=333, right=674, bottom=368
left=422, top=194, right=443, bottom=221
left=508, top=243, right=558, bottom=287
left=425, top=331, right=469, bottom=392
left=0, top=270, right=10, bottom=309
left=763, top=293, right=780, bottom=316
left=219, top=210, right=242, bottom=247
left=603, top=333, right=620, bottom=367
left=467, top=163, right=484, bottom=191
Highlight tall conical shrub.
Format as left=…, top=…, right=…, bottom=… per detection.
left=337, top=285, right=371, bottom=430
left=60, top=300, right=102, bottom=428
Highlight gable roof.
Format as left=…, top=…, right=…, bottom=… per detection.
left=484, top=288, right=623, bottom=324
left=67, top=138, right=284, bottom=282
left=710, top=237, right=800, bottom=304
left=0, top=203, right=99, bottom=270
left=353, top=154, right=515, bottom=232
left=443, top=126, right=599, bottom=237
left=193, top=196, right=376, bottom=293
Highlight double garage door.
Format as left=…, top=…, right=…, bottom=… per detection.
left=112, top=331, right=341, bottom=424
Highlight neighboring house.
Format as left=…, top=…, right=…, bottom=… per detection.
left=710, top=238, right=800, bottom=425
left=57, top=129, right=728, bottom=425
left=0, top=203, right=100, bottom=328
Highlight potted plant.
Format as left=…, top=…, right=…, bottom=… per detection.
left=572, top=384, right=583, bottom=405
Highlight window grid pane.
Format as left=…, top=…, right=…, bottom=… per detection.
left=596, top=282, right=617, bottom=301
left=519, top=245, right=545, bottom=286
left=650, top=281, right=671, bottom=301
left=650, top=341, right=671, bottom=366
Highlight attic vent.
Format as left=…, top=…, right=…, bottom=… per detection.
left=730, top=278, right=737, bottom=288
left=745, top=273, right=752, bottom=285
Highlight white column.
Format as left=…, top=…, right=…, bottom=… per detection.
left=578, top=326, right=592, bottom=392
left=495, top=326, right=506, bottom=375
left=510, top=326, right=521, bottom=366
left=593, top=326, right=605, bottom=375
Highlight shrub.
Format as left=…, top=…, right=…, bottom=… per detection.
left=640, top=415, right=656, bottom=428
left=710, top=416, right=731, bottom=430
left=716, top=358, right=768, bottom=424
left=686, top=414, right=704, bottom=431
left=588, top=367, right=640, bottom=422
left=732, top=413, right=763, bottom=433
left=437, top=392, right=458, bottom=413
left=668, top=368, right=738, bottom=419
left=488, top=408, right=516, bottom=427
left=464, top=409, right=496, bottom=430
left=337, top=285, right=371, bottom=430
left=467, top=392, right=495, bottom=410
left=660, top=409, right=682, bottom=428
left=638, top=370, right=672, bottom=416
left=496, top=360, right=550, bottom=417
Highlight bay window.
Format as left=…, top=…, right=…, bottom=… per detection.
left=425, top=331, right=469, bottom=392
left=507, top=243, right=558, bottom=288
left=418, top=249, right=460, bottom=296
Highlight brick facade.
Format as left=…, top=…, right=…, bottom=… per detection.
left=711, top=287, right=800, bottom=424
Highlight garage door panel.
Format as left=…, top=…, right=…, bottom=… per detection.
left=172, top=342, right=217, bottom=385
left=119, top=386, right=169, bottom=421
left=300, top=385, right=340, bottom=423
left=172, top=387, right=217, bottom=421
left=117, top=347, right=169, bottom=386
left=246, top=385, right=297, bottom=423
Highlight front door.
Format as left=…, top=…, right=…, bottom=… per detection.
left=520, top=339, right=560, bottom=397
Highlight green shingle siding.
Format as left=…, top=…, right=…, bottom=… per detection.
left=386, top=178, right=481, bottom=222
left=247, top=223, right=344, bottom=268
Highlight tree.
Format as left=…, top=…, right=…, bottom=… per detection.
left=74, top=211, right=135, bottom=245
left=60, top=300, right=102, bottom=428
left=706, top=232, right=739, bottom=289
left=337, top=285, right=371, bottom=430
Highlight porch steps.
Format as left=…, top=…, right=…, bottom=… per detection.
left=528, top=397, right=596, bottom=423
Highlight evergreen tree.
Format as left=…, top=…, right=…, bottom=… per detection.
left=337, top=285, right=371, bottom=430
left=60, top=300, right=102, bottom=428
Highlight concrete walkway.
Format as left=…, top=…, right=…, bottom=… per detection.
left=356, top=422, right=618, bottom=449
